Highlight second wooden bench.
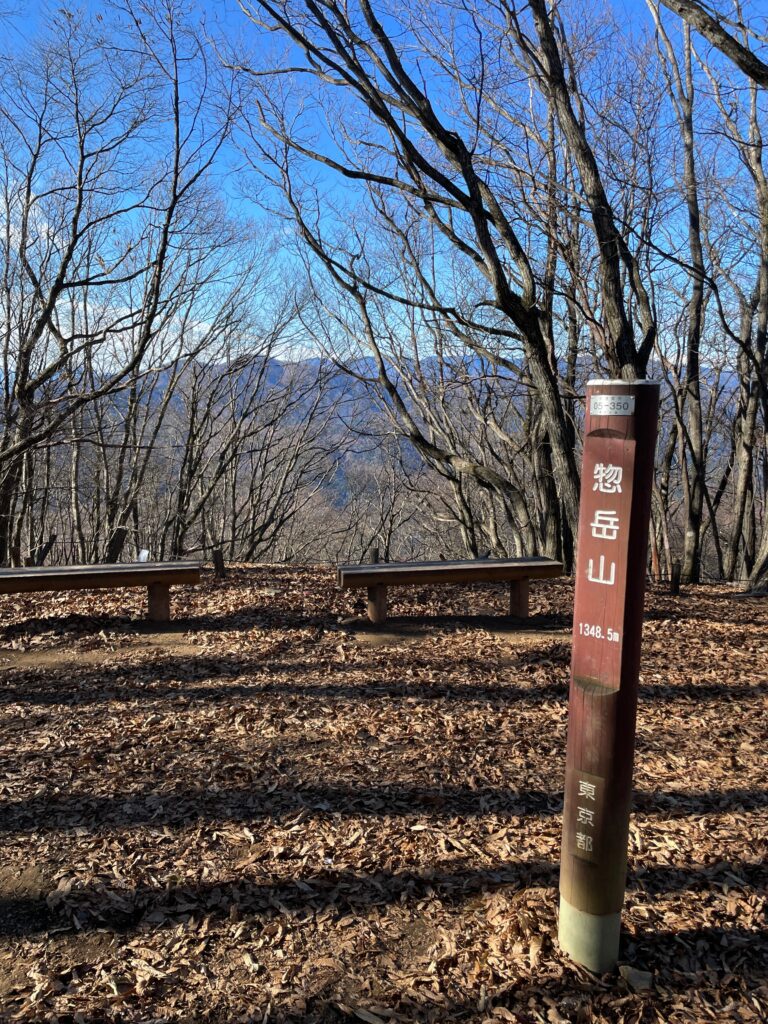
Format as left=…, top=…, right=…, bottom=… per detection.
left=337, top=556, right=564, bottom=624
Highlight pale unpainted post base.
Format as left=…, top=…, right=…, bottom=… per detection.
left=509, top=578, right=529, bottom=618
left=558, top=896, right=621, bottom=973
left=367, top=584, right=387, bottom=624
left=148, top=583, right=171, bottom=622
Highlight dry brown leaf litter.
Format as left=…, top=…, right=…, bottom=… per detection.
left=0, top=567, right=765, bottom=1023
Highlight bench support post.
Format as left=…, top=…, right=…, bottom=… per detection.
left=367, top=584, right=387, bottom=625
left=509, top=578, right=529, bottom=618
left=148, top=583, right=171, bottom=622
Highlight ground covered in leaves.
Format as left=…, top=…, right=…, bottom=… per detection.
left=0, top=566, right=765, bottom=1023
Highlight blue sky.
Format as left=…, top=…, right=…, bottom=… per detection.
left=5, top=1, right=759, bottom=92
left=2, top=0, right=765, bottom=378
left=0, top=0, right=714, bottom=47
left=5, top=0, right=247, bottom=42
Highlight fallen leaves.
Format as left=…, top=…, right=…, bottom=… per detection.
left=0, top=568, right=765, bottom=1022
left=618, top=964, right=653, bottom=992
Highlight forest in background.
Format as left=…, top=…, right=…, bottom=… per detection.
left=1, top=0, right=767, bottom=585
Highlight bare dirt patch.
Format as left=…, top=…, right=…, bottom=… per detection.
left=0, top=635, right=203, bottom=671
left=0, top=567, right=765, bottom=1022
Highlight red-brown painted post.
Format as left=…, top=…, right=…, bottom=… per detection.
left=559, top=380, right=659, bottom=973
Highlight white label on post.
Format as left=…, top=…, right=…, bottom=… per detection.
left=590, top=394, right=635, bottom=417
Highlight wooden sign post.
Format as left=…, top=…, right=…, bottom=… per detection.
left=559, top=379, right=659, bottom=973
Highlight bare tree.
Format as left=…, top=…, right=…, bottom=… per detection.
left=660, top=0, right=768, bottom=85
left=3, top=0, right=767, bottom=580
left=232, top=0, right=589, bottom=550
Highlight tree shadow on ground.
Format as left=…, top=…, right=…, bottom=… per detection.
left=0, top=607, right=574, bottom=643
left=340, top=612, right=572, bottom=634
left=643, top=598, right=767, bottom=627
left=0, top=606, right=330, bottom=641
left=4, top=584, right=762, bottom=636
left=0, top=780, right=765, bottom=836
left=1, top=858, right=766, bottom=986
left=0, top=654, right=571, bottom=705
left=1, top=652, right=764, bottom=709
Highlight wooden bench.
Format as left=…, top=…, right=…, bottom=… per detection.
left=0, top=561, right=201, bottom=623
left=337, top=556, right=563, bottom=625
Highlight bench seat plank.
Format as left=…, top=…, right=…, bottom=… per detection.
left=0, top=561, right=201, bottom=595
left=338, top=556, right=562, bottom=589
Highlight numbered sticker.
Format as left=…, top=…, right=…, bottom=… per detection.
left=590, top=394, right=635, bottom=417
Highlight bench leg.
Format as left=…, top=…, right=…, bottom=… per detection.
left=148, top=583, right=171, bottom=622
left=367, top=584, right=387, bottom=625
left=509, top=579, right=529, bottom=619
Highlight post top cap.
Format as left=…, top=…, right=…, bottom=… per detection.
left=587, top=379, right=657, bottom=386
